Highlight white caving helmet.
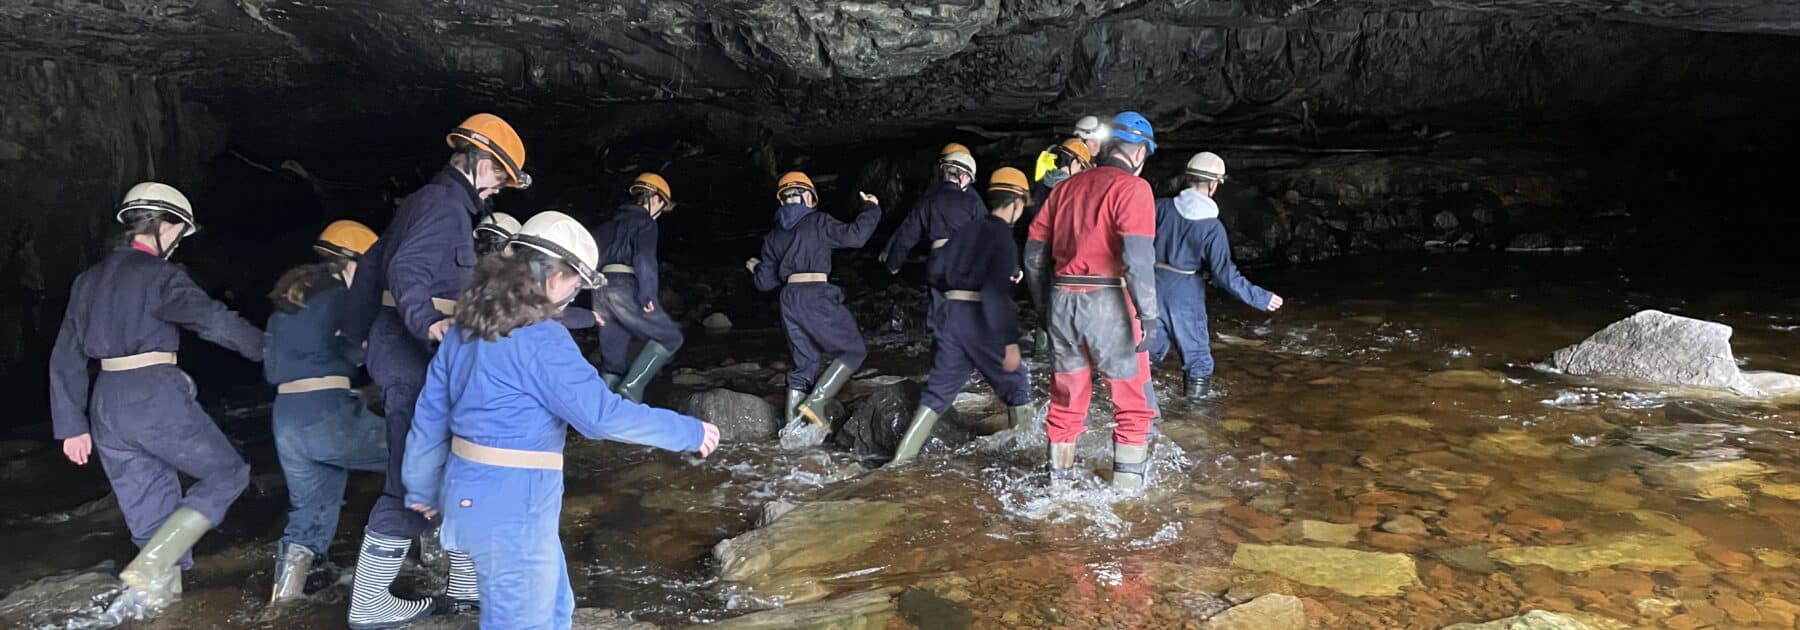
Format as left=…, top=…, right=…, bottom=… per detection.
left=116, top=182, right=200, bottom=234
left=1185, top=152, right=1227, bottom=182
left=1073, top=115, right=1110, bottom=144
left=940, top=151, right=976, bottom=179
left=510, top=211, right=602, bottom=289
left=475, top=212, right=522, bottom=240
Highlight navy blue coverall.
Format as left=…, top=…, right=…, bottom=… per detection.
left=1148, top=191, right=1273, bottom=378
left=882, top=181, right=985, bottom=329
left=363, top=165, right=481, bottom=539
left=752, top=201, right=881, bottom=393
left=265, top=277, right=388, bottom=555
left=49, top=245, right=264, bottom=568
left=920, top=215, right=1032, bottom=413
left=590, top=204, right=683, bottom=375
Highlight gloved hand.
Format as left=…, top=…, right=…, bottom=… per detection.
left=744, top=257, right=760, bottom=274
left=1136, top=318, right=1162, bottom=353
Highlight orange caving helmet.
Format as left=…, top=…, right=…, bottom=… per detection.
left=629, top=172, right=673, bottom=202
left=940, top=142, right=970, bottom=156
left=776, top=172, right=816, bottom=202
left=1056, top=138, right=1093, bottom=167
left=315, top=220, right=378, bottom=260
left=988, top=167, right=1031, bottom=197
left=446, top=113, right=530, bottom=189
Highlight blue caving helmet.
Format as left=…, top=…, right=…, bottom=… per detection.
left=1109, top=111, right=1157, bottom=155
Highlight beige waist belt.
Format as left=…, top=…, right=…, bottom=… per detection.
left=931, top=238, right=949, bottom=249
left=1155, top=263, right=1198, bottom=275
left=381, top=291, right=457, bottom=316
left=98, top=351, right=177, bottom=372
left=944, top=290, right=982, bottom=302
left=786, top=273, right=828, bottom=284
left=601, top=264, right=635, bottom=274
left=277, top=375, right=351, bottom=394
left=452, top=437, right=563, bottom=470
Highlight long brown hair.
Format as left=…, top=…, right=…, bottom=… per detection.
left=455, top=248, right=569, bottom=341
left=268, top=261, right=344, bottom=313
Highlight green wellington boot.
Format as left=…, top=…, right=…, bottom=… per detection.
left=795, top=360, right=853, bottom=428
left=889, top=406, right=940, bottom=466
left=617, top=342, right=674, bottom=403
left=1048, top=442, right=1080, bottom=484
left=784, top=389, right=805, bottom=425
left=1007, top=404, right=1036, bottom=431
left=602, top=373, right=622, bottom=391
left=119, top=507, right=212, bottom=610
left=1111, top=443, right=1151, bottom=490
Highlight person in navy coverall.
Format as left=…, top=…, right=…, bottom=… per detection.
left=589, top=173, right=684, bottom=403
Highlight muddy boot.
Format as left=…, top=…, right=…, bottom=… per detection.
left=1007, top=404, right=1036, bottom=431
left=347, top=530, right=433, bottom=629
left=269, top=541, right=315, bottom=604
left=1185, top=375, right=1212, bottom=404
left=119, top=507, right=211, bottom=611
left=1111, top=443, right=1150, bottom=491
left=796, top=360, right=853, bottom=428
left=890, top=406, right=940, bottom=466
left=602, top=373, right=622, bottom=391
left=1047, top=442, right=1080, bottom=485
left=617, top=342, right=673, bottom=403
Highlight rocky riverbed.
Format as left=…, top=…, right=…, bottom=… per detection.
left=2, top=255, right=1798, bottom=629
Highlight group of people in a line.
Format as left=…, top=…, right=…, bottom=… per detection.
left=46, top=109, right=1279, bottom=629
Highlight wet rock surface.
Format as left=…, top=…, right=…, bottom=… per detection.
left=1229, top=545, right=1421, bottom=597
left=1201, top=593, right=1304, bottom=630
left=832, top=381, right=970, bottom=459
left=0, top=563, right=122, bottom=628
left=679, top=389, right=781, bottom=443
left=701, top=588, right=898, bottom=629
left=714, top=500, right=906, bottom=605
left=1549, top=310, right=1796, bottom=397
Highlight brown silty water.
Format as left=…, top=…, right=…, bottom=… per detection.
left=3, top=254, right=1799, bottom=628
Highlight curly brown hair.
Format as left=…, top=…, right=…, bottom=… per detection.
left=268, top=262, right=344, bottom=313
left=455, top=248, right=570, bottom=341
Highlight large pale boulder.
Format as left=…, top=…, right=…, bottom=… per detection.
left=1229, top=545, right=1420, bottom=597
left=1204, top=594, right=1305, bottom=630
left=1548, top=310, right=1794, bottom=397
left=698, top=588, right=899, bottom=629
left=715, top=501, right=906, bottom=605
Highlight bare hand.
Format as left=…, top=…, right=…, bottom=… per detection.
left=63, top=434, right=92, bottom=466
left=1003, top=344, right=1022, bottom=372
left=745, top=258, right=760, bottom=274
left=1266, top=294, right=1284, bottom=312
left=409, top=503, right=438, bottom=519
left=859, top=192, right=879, bottom=205
left=428, top=319, right=452, bottom=342
left=698, top=422, right=720, bottom=457
left=643, top=302, right=656, bottom=314
left=593, top=311, right=606, bottom=326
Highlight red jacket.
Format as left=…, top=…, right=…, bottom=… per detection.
left=1026, top=164, right=1156, bottom=278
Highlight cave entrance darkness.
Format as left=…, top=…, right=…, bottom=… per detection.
left=4, top=2, right=1800, bottom=628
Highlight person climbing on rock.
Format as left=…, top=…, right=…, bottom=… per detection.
left=263, top=220, right=390, bottom=605
left=1023, top=111, right=1164, bottom=491
left=402, top=211, right=718, bottom=629
left=892, top=167, right=1039, bottom=465
left=747, top=172, right=883, bottom=429
left=590, top=173, right=684, bottom=402
left=349, top=113, right=530, bottom=628
left=880, top=145, right=985, bottom=331
left=49, top=182, right=264, bottom=613
left=1148, top=152, right=1283, bottom=403
left=472, top=212, right=521, bottom=256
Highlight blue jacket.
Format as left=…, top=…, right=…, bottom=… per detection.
left=591, top=204, right=661, bottom=308
left=1153, top=191, right=1272, bottom=310
left=931, top=214, right=1024, bottom=343
left=265, top=279, right=363, bottom=385
left=752, top=202, right=881, bottom=291
left=49, top=247, right=265, bottom=439
left=380, top=166, right=482, bottom=341
left=882, top=181, right=985, bottom=273
left=402, top=320, right=705, bottom=509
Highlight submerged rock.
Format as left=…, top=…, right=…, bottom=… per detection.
left=1548, top=310, right=1798, bottom=397
left=1282, top=520, right=1361, bottom=545
left=1638, top=458, right=1770, bottom=500
left=701, top=588, right=899, bottom=629
left=833, top=381, right=969, bottom=459
left=715, top=501, right=905, bottom=605
left=1488, top=534, right=1697, bottom=572
left=680, top=389, right=780, bottom=443
left=409, top=608, right=658, bottom=629
left=1442, top=610, right=1630, bottom=630
left=1229, top=544, right=1421, bottom=597
left=0, top=563, right=123, bottom=627
left=1471, top=432, right=1560, bottom=459
left=1203, top=593, right=1304, bottom=630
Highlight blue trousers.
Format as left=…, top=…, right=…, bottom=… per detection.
left=920, top=302, right=1031, bottom=412
left=364, top=310, right=431, bottom=539
left=1149, top=269, right=1214, bottom=378
left=91, top=366, right=249, bottom=569
left=440, top=458, right=572, bottom=629
left=273, top=390, right=389, bottom=554
left=779, top=283, right=866, bottom=392
left=593, top=274, right=685, bottom=376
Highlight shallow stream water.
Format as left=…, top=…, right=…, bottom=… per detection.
left=3, top=254, right=1798, bottom=629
